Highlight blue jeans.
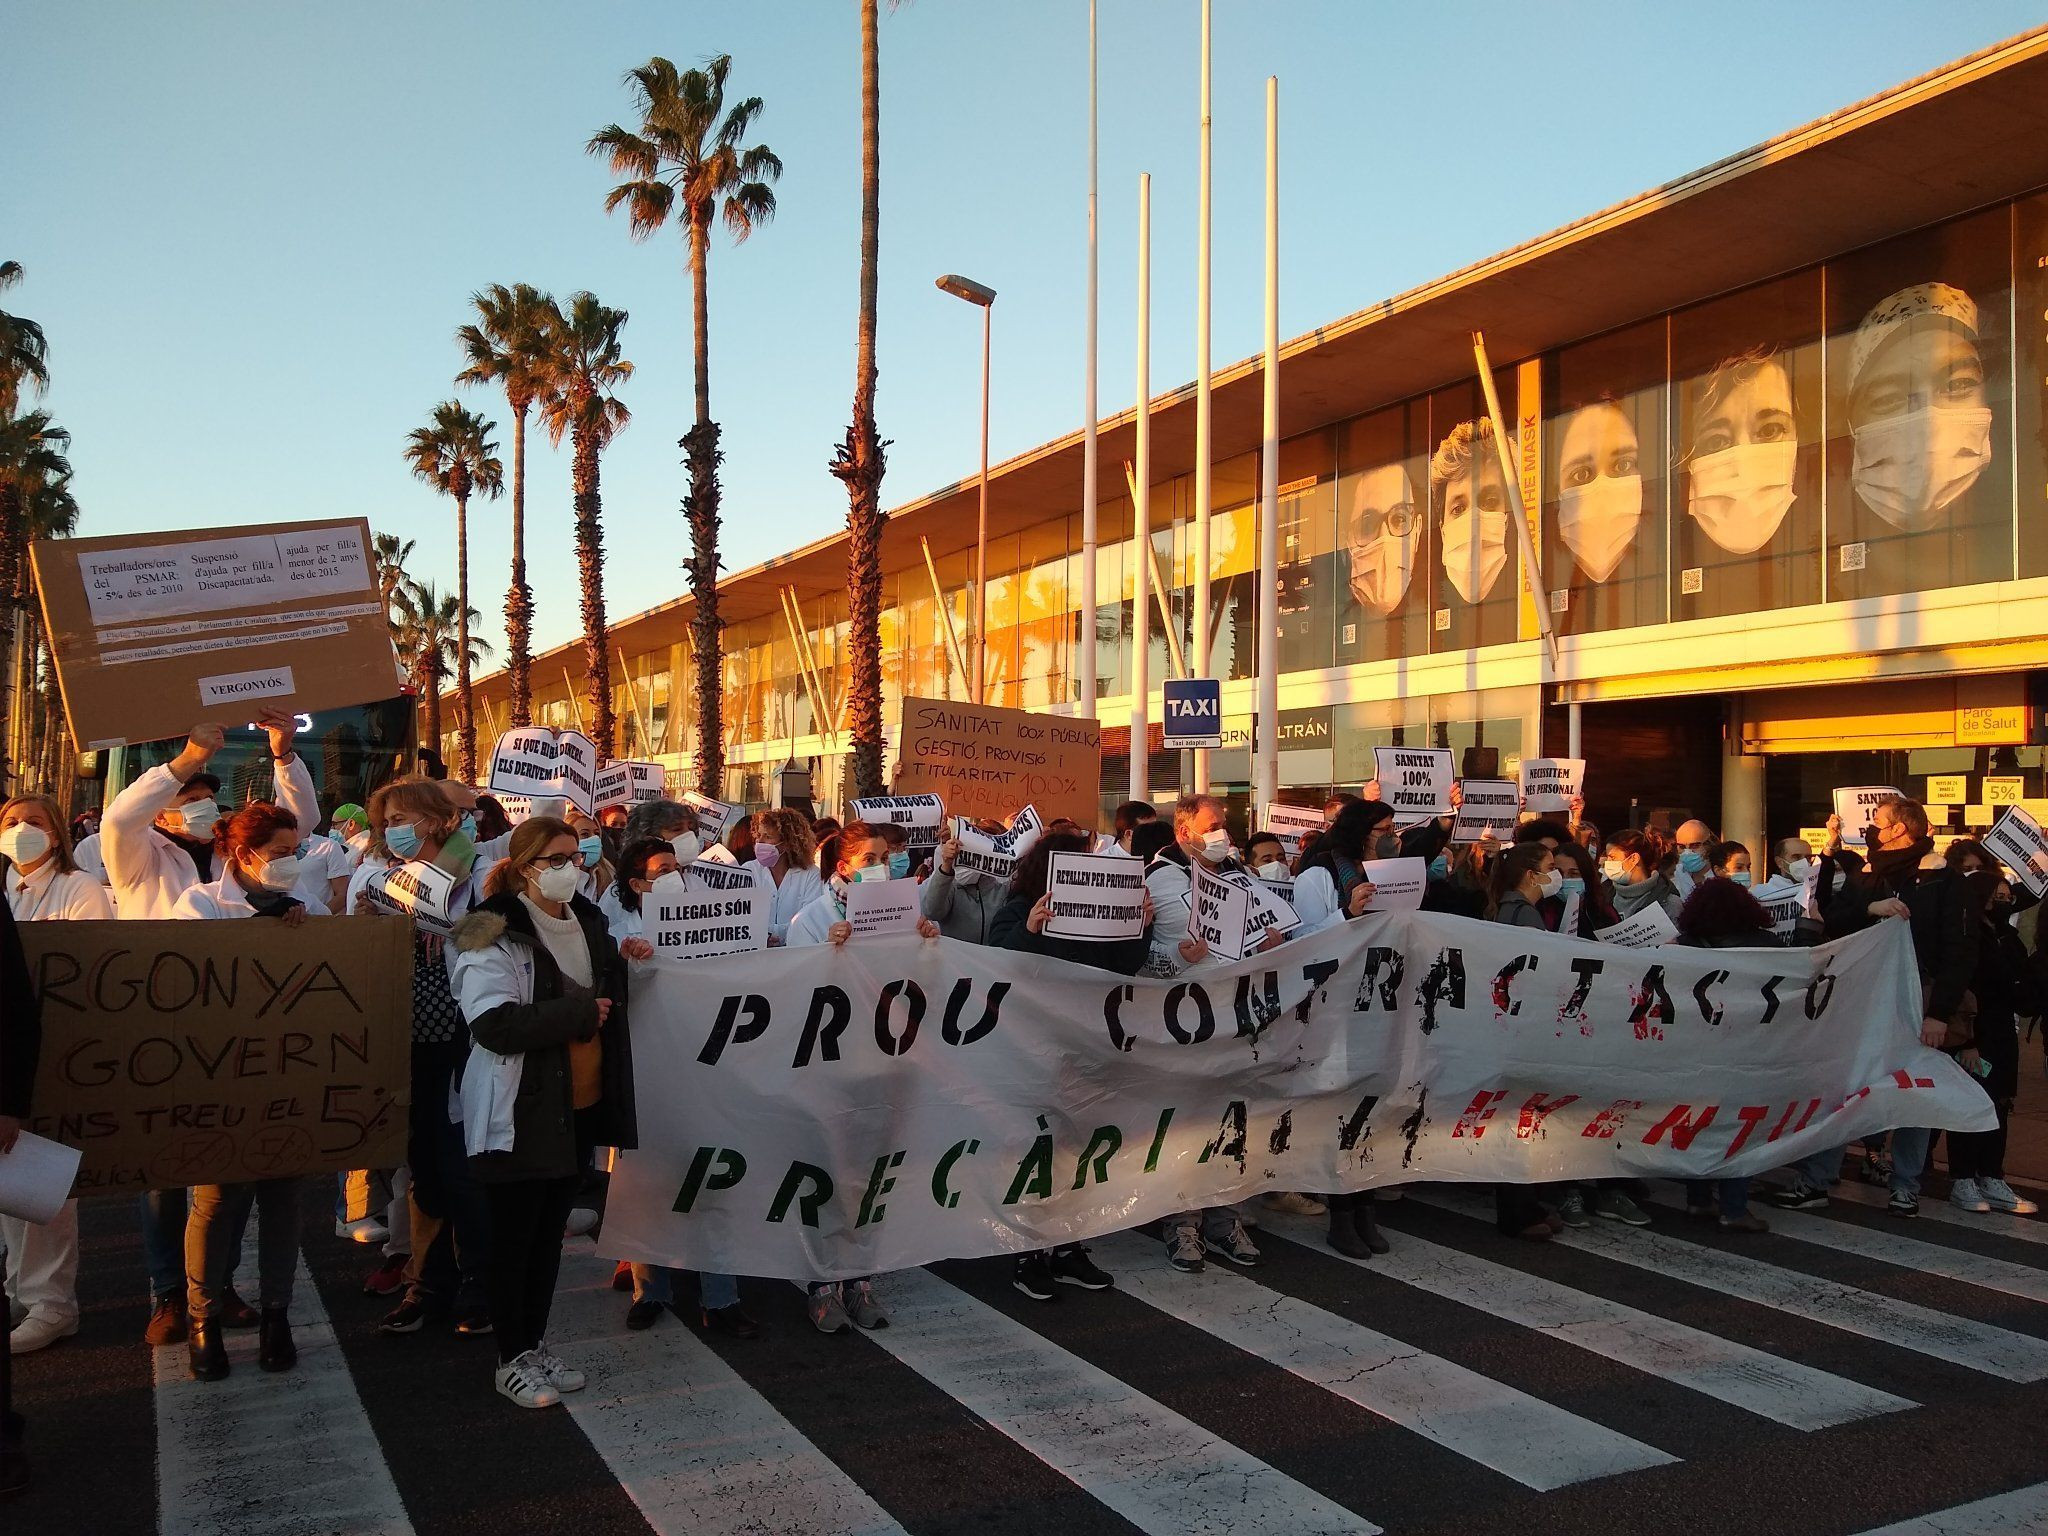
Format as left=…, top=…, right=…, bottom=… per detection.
left=632, top=1265, right=739, bottom=1311
left=1687, top=1178, right=1751, bottom=1219
left=1888, top=1126, right=1932, bottom=1197
left=1792, top=1142, right=1847, bottom=1192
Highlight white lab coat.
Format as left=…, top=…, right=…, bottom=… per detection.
left=761, top=865, right=824, bottom=944
left=5, top=861, right=113, bottom=923
left=447, top=926, right=535, bottom=1156
left=103, top=754, right=317, bottom=920
left=171, top=871, right=279, bottom=920
left=786, top=886, right=847, bottom=947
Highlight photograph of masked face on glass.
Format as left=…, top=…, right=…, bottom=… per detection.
left=1334, top=401, right=1431, bottom=665
left=1555, top=401, right=1643, bottom=582
left=1431, top=418, right=1511, bottom=604
left=1345, top=463, right=1419, bottom=616
left=1847, top=283, right=1991, bottom=532
left=1685, top=349, right=1798, bottom=555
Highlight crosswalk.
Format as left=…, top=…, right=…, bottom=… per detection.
left=24, top=1175, right=2048, bottom=1536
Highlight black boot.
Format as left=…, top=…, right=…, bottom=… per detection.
left=1325, top=1194, right=1373, bottom=1259
left=188, top=1320, right=229, bottom=1382
left=1355, top=1198, right=1391, bottom=1255
left=258, top=1309, right=296, bottom=1373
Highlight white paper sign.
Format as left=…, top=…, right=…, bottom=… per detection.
left=1832, top=785, right=1903, bottom=849
left=952, top=806, right=1043, bottom=881
left=1983, top=806, right=2048, bottom=897
left=1519, top=758, right=1585, bottom=813
left=1596, top=904, right=1678, bottom=948
left=1257, top=876, right=1297, bottom=908
left=684, top=859, right=760, bottom=894
left=594, top=760, right=666, bottom=810
left=488, top=726, right=599, bottom=814
left=648, top=881, right=768, bottom=959
left=1263, top=802, right=1326, bottom=861
left=1758, top=891, right=1807, bottom=940
left=1190, top=861, right=1252, bottom=962
left=681, top=789, right=740, bottom=838
left=1043, top=850, right=1149, bottom=941
left=0, top=1131, right=82, bottom=1224
left=363, top=858, right=459, bottom=934
left=844, top=877, right=923, bottom=937
left=1374, top=747, right=1454, bottom=822
left=1452, top=779, right=1521, bottom=842
left=1359, top=856, right=1428, bottom=912
left=76, top=527, right=371, bottom=626
left=852, top=793, right=946, bottom=837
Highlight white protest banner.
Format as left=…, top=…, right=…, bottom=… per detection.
left=1374, top=746, right=1454, bottom=822
left=594, top=760, right=666, bottom=811
left=599, top=915, right=1988, bottom=1280
left=843, top=877, right=923, bottom=938
left=1758, top=890, right=1807, bottom=941
left=1189, top=860, right=1252, bottom=961
left=1452, top=779, right=1520, bottom=842
left=952, top=806, right=1043, bottom=881
left=647, top=880, right=768, bottom=961
left=488, top=726, right=599, bottom=814
left=1597, top=904, right=1677, bottom=948
left=1359, top=856, right=1428, bottom=912
left=1519, top=758, right=1585, bottom=814
left=681, top=789, right=740, bottom=839
left=362, top=858, right=458, bottom=934
left=1983, top=806, right=2048, bottom=898
left=852, top=793, right=947, bottom=843
left=1832, top=785, right=1902, bottom=849
left=1263, top=802, right=1326, bottom=861
left=1043, top=850, right=1148, bottom=942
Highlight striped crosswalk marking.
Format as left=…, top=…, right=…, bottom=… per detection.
left=1854, top=1476, right=2048, bottom=1533
left=1417, top=1189, right=2048, bottom=1382
left=154, top=1252, right=413, bottom=1536
left=1828, top=1178, right=2048, bottom=1249
left=1256, top=1210, right=1913, bottom=1430
left=857, top=1266, right=1381, bottom=1535
left=543, top=1252, right=908, bottom=1536
left=1088, top=1231, right=1674, bottom=1489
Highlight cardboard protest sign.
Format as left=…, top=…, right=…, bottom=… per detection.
left=1374, top=746, right=1454, bottom=822
left=31, top=517, right=397, bottom=751
left=488, top=726, right=599, bottom=814
left=594, top=760, right=667, bottom=811
left=1596, top=904, right=1677, bottom=948
left=1983, top=806, right=2048, bottom=897
left=895, top=696, right=1100, bottom=829
left=1452, top=779, right=1521, bottom=842
left=1263, top=802, right=1325, bottom=861
left=1044, top=850, right=1148, bottom=942
left=1359, top=856, right=1429, bottom=912
left=1190, top=861, right=1252, bottom=962
left=1519, top=758, right=1584, bottom=813
left=21, top=916, right=411, bottom=1194
left=647, top=881, right=768, bottom=960
left=844, top=877, right=923, bottom=937
left=1832, top=786, right=1902, bottom=849
left=361, top=858, right=458, bottom=934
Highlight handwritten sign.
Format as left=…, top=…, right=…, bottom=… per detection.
left=21, top=916, right=411, bottom=1194
left=1452, top=779, right=1520, bottom=842
left=1190, top=861, right=1252, bottom=962
left=1596, top=904, right=1678, bottom=948
left=362, top=858, right=458, bottom=934
left=895, top=696, right=1101, bottom=829
left=594, top=760, right=667, bottom=810
left=647, top=879, right=767, bottom=959
left=1519, top=758, right=1584, bottom=814
left=1263, top=802, right=1325, bottom=861
left=1044, top=850, right=1148, bottom=941
left=1983, top=806, right=2048, bottom=898
left=488, top=726, right=598, bottom=814
left=1374, top=747, right=1453, bottom=822
left=843, top=877, right=923, bottom=937
left=1832, top=785, right=1902, bottom=849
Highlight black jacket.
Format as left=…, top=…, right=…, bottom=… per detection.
left=1904, top=866, right=1984, bottom=1027
left=0, top=900, right=39, bottom=1120
left=990, top=890, right=1151, bottom=975
left=1823, top=839, right=1932, bottom=939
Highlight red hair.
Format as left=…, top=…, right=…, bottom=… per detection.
left=214, top=802, right=299, bottom=856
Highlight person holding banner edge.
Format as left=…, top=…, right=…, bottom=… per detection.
left=748, top=808, right=824, bottom=946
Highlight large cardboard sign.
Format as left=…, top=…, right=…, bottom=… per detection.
left=488, top=726, right=599, bottom=814
left=19, top=917, right=412, bottom=1195
left=32, top=517, right=397, bottom=751
left=895, top=697, right=1101, bottom=830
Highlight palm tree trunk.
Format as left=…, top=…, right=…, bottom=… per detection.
left=0, top=480, right=19, bottom=788
left=833, top=0, right=889, bottom=800
left=684, top=209, right=725, bottom=795
left=573, top=411, right=617, bottom=760
left=455, top=488, right=476, bottom=782
left=506, top=400, right=534, bottom=726
left=420, top=659, right=443, bottom=758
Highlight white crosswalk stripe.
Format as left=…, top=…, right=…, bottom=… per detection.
left=1416, top=1188, right=2048, bottom=1381
left=1854, top=1477, right=2048, bottom=1534
left=1827, top=1177, right=2048, bottom=1248
left=1256, top=1209, right=1914, bottom=1430
left=1089, top=1230, right=1673, bottom=1490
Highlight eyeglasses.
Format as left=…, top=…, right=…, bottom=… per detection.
left=1353, top=506, right=1417, bottom=540
left=530, top=852, right=579, bottom=870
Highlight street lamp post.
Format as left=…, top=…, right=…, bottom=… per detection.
left=937, top=273, right=996, bottom=704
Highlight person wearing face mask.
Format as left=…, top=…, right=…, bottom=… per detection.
left=1752, top=838, right=1824, bottom=945
left=1602, top=829, right=1683, bottom=926
left=327, top=803, right=372, bottom=866
left=1244, top=832, right=1290, bottom=884
left=1935, top=844, right=2037, bottom=1217
left=786, top=821, right=942, bottom=952
left=1669, top=820, right=1717, bottom=896
left=875, top=822, right=918, bottom=882
left=922, top=816, right=1010, bottom=945
left=1707, top=840, right=1753, bottom=888
left=0, top=797, right=108, bottom=1360
left=1846, top=283, right=1994, bottom=539
left=1292, top=800, right=1394, bottom=938
left=1487, top=844, right=1568, bottom=1241
left=1430, top=419, right=1514, bottom=612
left=449, top=817, right=635, bottom=1407
left=563, top=807, right=616, bottom=905
left=745, top=808, right=825, bottom=946
left=603, top=839, right=762, bottom=1338
left=170, top=802, right=317, bottom=1382
left=1553, top=399, right=1646, bottom=587
left=1343, top=462, right=1422, bottom=618
left=623, top=800, right=705, bottom=871
left=1543, top=837, right=1616, bottom=939
left=1683, top=348, right=1801, bottom=558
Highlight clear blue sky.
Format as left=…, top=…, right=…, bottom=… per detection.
left=11, top=2, right=2047, bottom=665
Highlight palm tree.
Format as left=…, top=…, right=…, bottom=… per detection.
left=392, top=579, right=491, bottom=763
left=0, top=411, right=70, bottom=785
left=833, top=0, right=889, bottom=798
left=535, top=292, right=632, bottom=760
left=456, top=282, right=558, bottom=726
left=14, top=468, right=78, bottom=791
left=0, top=261, right=49, bottom=419
left=590, top=55, right=782, bottom=794
left=372, top=532, right=416, bottom=628
left=403, top=402, right=503, bottom=781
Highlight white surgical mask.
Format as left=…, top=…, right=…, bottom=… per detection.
left=1557, top=474, right=1643, bottom=583
left=852, top=863, right=890, bottom=883
left=1602, top=857, right=1634, bottom=887
left=533, top=863, right=581, bottom=903
left=649, top=869, right=687, bottom=898
left=251, top=853, right=300, bottom=892
left=1687, top=441, right=1797, bottom=554
left=1536, top=869, right=1564, bottom=899
left=1255, top=860, right=1289, bottom=880
left=1851, top=404, right=1993, bottom=533
left=0, top=823, right=51, bottom=867
left=668, top=831, right=702, bottom=864
left=1198, top=830, right=1232, bottom=864
left=1785, top=857, right=1814, bottom=883
left=1440, top=508, right=1509, bottom=604
left=174, top=801, right=220, bottom=839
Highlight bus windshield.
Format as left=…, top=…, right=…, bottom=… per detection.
left=103, top=696, right=417, bottom=830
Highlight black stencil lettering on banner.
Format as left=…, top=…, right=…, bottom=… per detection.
left=1398, top=1087, right=1430, bottom=1169
left=1760, top=974, right=1792, bottom=1024
left=673, top=1146, right=747, bottom=1213
left=1559, top=957, right=1604, bottom=1030
left=698, top=994, right=771, bottom=1065
left=1492, top=954, right=1538, bottom=1016
left=1337, top=1093, right=1377, bottom=1155
left=1628, top=965, right=1675, bottom=1039
left=940, top=978, right=1010, bottom=1046
left=874, top=979, right=926, bottom=1056
left=1354, top=946, right=1405, bottom=1013
left=1164, top=981, right=1217, bottom=1044
left=1804, top=966, right=1839, bottom=1020
left=1295, top=958, right=1342, bottom=1022
left=1071, top=1125, right=1123, bottom=1189
left=1103, top=984, right=1136, bottom=1052
left=1233, top=970, right=1282, bottom=1042
left=1267, top=1110, right=1293, bottom=1156
left=1693, top=970, right=1731, bottom=1027
left=792, top=986, right=851, bottom=1068
left=1415, top=949, right=1466, bottom=1033
left=1005, top=1116, right=1056, bottom=1204
left=1198, top=1100, right=1249, bottom=1172
left=766, top=1161, right=834, bottom=1227
left=931, top=1138, right=979, bottom=1209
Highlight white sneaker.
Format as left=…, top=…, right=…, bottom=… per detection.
left=1949, top=1177, right=1991, bottom=1213
left=1261, top=1191, right=1327, bottom=1217
left=495, top=1351, right=562, bottom=1408
left=335, top=1217, right=390, bottom=1244
left=1979, top=1178, right=2040, bottom=1215
left=563, top=1207, right=599, bottom=1239
left=531, top=1341, right=586, bottom=1393
left=8, top=1313, right=79, bottom=1355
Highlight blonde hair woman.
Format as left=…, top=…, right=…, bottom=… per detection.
left=749, top=808, right=822, bottom=946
